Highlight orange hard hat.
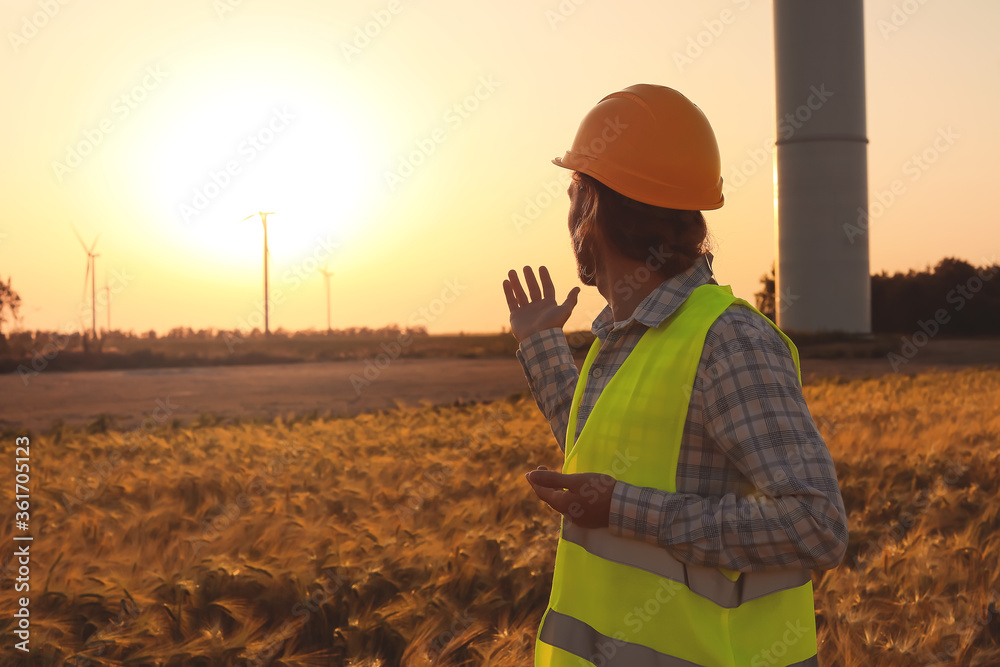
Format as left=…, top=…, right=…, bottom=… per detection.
left=552, top=84, right=724, bottom=210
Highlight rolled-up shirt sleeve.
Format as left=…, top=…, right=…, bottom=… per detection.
left=515, top=328, right=580, bottom=453
left=608, top=306, right=849, bottom=572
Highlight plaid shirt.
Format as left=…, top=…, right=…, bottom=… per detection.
left=516, top=253, right=848, bottom=573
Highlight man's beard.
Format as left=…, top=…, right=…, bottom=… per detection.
left=568, top=188, right=599, bottom=287
left=573, top=236, right=599, bottom=287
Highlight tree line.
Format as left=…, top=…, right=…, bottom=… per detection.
left=755, top=257, right=1000, bottom=334
left=2, top=256, right=998, bottom=349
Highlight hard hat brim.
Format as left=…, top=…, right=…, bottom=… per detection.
left=552, top=155, right=724, bottom=211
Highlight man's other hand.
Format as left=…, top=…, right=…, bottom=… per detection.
left=525, top=467, right=615, bottom=529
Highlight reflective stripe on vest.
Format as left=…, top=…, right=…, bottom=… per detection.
left=562, top=522, right=811, bottom=608
left=535, top=284, right=819, bottom=667
left=539, top=611, right=819, bottom=667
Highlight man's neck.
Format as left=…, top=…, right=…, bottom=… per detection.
left=596, top=257, right=669, bottom=322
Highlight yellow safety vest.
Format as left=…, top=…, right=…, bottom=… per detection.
left=535, top=284, right=819, bottom=667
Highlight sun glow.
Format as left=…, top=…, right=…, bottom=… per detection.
left=140, top=81, right=385, bottom=269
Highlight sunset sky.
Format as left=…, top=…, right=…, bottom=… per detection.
left=2, top=0, right=997, bottom=336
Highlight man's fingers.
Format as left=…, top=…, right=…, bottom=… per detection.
left=526, top=470, right=584, bottom=492
left=562, top=286, right=580, bottom=311
left=527, top=480, right=573, bottom=515
left=539, top=265, right=556, bottom=301
left=507, top=269, right=528, bottom=307
left=523, top=266, right=542, bottom=302
left=502, top=280, right=519, bottom=313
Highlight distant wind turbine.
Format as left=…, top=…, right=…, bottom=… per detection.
left=319, top=264, right=334, bottom=335
left=241, top=211, right=275, bottom=336
left=71, top=223, right=100, bottom=340
left=103, top=270, right=111, bottom=334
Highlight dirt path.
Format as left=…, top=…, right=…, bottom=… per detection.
left=2, top=340, right=997, bottom=433
left=0, top=358, right=534, bottom=433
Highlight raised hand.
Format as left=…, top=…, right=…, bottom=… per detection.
left=502, top=265, right=580, bottom=343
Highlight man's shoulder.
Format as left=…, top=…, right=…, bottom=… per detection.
left=714, top=301, right=775, bottom=329
left=704, top=302, right=792, bottom=359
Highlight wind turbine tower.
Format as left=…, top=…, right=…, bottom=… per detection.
left=71, top=224, right=100, bottom=340
left=773, top=0, right=870, bottom=333
left=241, top=211, right=276, bottom=336
left=104, top=271, right=111, bottom=334
left=319, top=265, right=334, bottom=335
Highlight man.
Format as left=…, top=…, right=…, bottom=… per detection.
left=502, top=84, right=848, bottom=666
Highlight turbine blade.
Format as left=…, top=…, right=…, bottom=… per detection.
left=89, top=234, right=101, bottom=253
left=70, top=223, right=88, bottom=251
left=241, top=214, right=256, bottom=222
left=83, top=258, right=91, bottom=303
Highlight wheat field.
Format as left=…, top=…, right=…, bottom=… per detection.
left=2, top=367, right=999, bottom=666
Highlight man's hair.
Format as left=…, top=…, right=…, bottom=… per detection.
left=570, top=171, right=713, bottom=283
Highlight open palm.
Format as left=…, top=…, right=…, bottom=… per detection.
left=502, top=265, right=580, bottom=343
